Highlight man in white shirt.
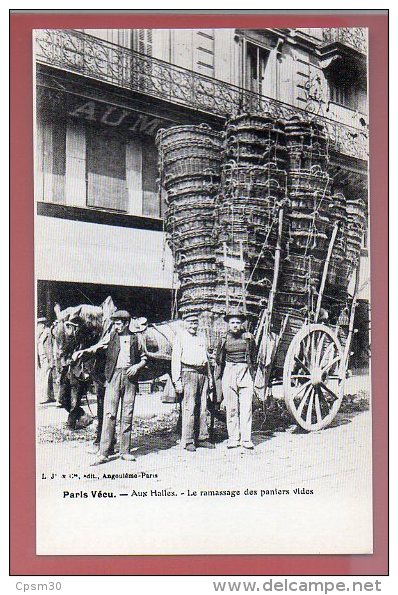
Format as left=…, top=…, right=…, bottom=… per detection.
left=171, top=313, right=215, bottom=452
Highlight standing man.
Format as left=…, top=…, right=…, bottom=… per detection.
left=214, top=309, right=258, bottom=450
left=36, top=317, right=55, bottom=404
left=88, top=310, right=147, bottom=464
left=171, top=313, right=215, bottom=452
left=57, top=315, right=93, bottom=430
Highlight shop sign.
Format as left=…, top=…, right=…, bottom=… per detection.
left=68, top=100, right=166, bottom=136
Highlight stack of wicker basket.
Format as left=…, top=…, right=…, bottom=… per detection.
left=223, top=113, right=287, bottom=169
left=155, top=124, right=222, bottom=318
left=276, top=117, right=333, bottom=317
left=157, top=114, right=365, bottom=343
left=213, top=114, right=288, bottom=321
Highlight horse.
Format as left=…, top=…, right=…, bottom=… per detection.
left=51, top=296, right=116, bottom=433
left=51, top=297, right=187, bottom=437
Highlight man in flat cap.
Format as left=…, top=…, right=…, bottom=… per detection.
left=214, top=309, right=258, bottom=450
left=77, top=310, right=147, bottom=463
left=171, top=312, right=214, bottom=452
left=36, top=317, right=56, bottom=404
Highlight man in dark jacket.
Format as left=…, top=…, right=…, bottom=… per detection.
left=36, top=317, right=56, bottom=404
left=214, top=309, right=258, bottom=450
left=82, top=310, right=147, bottom=464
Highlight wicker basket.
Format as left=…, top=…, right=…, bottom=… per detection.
left=156, top=123, right=222, bottom=149
left=165, top=174, right=219, bottom=195
left=164, top=156, right=222, bottom=181
left=162, top=142, right=222, bottom=163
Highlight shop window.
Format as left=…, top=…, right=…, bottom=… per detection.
left=36, top=115, right=66, bottom=203
left=86, top=126, right=129, bottom=212
left=142, top=136, right=161, bottom=218
left=85, top=123, right=162, bottom=219
left=50, top=120, right=66, bottom=203
left=245, top=42, right=270, bottom=96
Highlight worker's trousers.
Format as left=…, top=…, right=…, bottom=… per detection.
left=180, top=368, right=209, bottom=448
left=222, top=362, right=253, bottom=446
left=100, top=369, right=136, bottom=457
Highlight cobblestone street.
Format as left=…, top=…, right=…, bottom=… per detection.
left=36, top=373, right=371, bottom=490
left=37, top=399, right=371, bottom=491
left=35, top=373, right=372, bottom=555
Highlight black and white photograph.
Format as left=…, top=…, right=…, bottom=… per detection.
left=34, top=26, right=372, bottom=555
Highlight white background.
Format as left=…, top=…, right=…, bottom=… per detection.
left=4, top=1, right=396, bottom=593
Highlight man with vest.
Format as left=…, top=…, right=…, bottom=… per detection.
left=81, top=310, right=147, bottom=464
left=214, top=309, right=258, bottom=450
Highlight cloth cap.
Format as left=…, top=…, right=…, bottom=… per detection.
left=224, top=309, right=247, bottom=322
left=182, top=312, right=199, bottom=322
left=37, top=317, right=47, bottom=324
left=111, top=310, right=131, bottom=321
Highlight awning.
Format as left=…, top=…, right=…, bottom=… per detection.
left=35, top=215, right=174, bottom=289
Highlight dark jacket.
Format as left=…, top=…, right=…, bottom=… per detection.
left=105, top=331, right=143, bottom=383
left=214, top=331, right=258, bottom=402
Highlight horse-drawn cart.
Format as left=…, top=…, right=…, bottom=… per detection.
left=156, top=116, right=366, bottom=433
left=253, top=209, right=361, bottom=432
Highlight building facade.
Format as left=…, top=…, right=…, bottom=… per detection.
left=34, top=27, right=369, bottom=364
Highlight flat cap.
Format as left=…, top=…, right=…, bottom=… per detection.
left=37, top=316, right=47, bottom=324
left=182, top=312, right=199, bottom=321
left=111, top=310, right=131, bottom=321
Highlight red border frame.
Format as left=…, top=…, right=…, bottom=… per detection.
left=10, top=11, right=388, bottom=576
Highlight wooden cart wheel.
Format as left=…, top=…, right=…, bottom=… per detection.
left=283, top=324, right=345, bottom=431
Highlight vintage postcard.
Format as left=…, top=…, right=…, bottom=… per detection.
left=34, top=25, right=372, bottom=555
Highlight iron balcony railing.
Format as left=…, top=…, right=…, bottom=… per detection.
left=322, top=27, right=367, bottom=55
left=35, top=29, right=368, bottom=161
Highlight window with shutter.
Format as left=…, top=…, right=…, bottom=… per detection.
left=245, top=42, right=270, bottom=96
left=137, top=29, right=153, bottom=55
left=194, top=30, right=215, bottom=76
left=326, top=57, right=366, bottom=111
left=133, top=30, right=153, bottom=92
left=86, top=125, right=128, bottom=212
left=329, top=78, right=359, bottom=110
